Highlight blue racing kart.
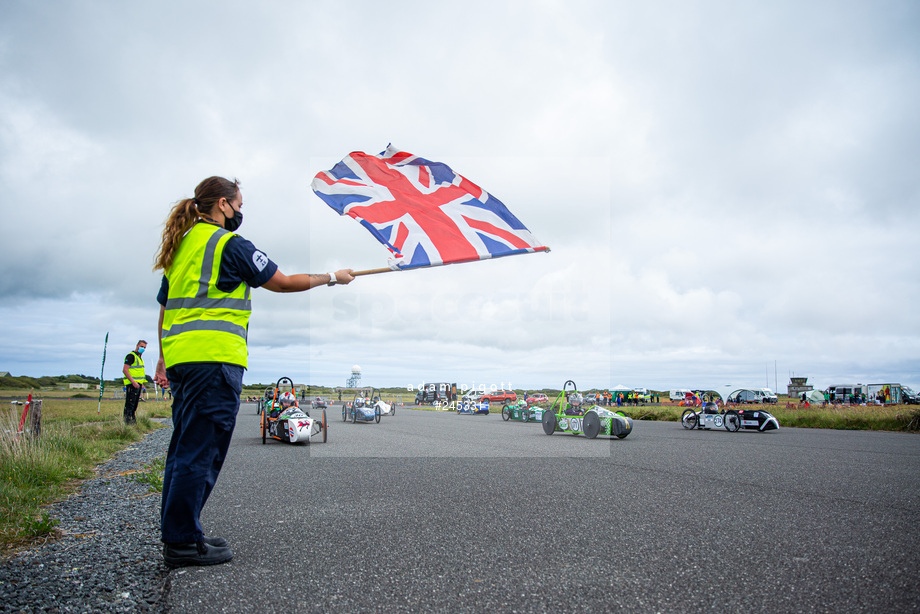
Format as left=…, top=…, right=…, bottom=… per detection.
left=456, top=394, right=490, bottom=414
left=343, top=393, right=382, bottom=424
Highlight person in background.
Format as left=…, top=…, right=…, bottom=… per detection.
left=153, top=176, right=354, bottom=568
left=122, top=340, right=147, bottom=424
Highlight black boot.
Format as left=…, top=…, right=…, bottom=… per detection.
left=202, top=535, right=229, bottom=548
left=163, top=541, right=233, bottom=568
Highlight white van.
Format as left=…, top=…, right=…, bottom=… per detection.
left=670, top=389, right=692, bottom=402
left=728, top=388, right=779, bottom=404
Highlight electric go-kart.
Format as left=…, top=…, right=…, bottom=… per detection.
left=367, top=388, right=395, bottom=417
left=542, top=380, right=633, bottom=439
left=681, top=402, right=779, bottom=432
left=312, top=396, right=328, bottom=410
left=260, top=377, right=327, bottom=444
left=456, top=393, right=490, bottom=415
left=343, top=392, right=382, bottom=423
left=257, top=385, right=275, bottom=415
left=501, top=397, right=545, bottom=423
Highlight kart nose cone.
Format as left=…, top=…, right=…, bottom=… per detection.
left=612, top=415, right=632, bottom=438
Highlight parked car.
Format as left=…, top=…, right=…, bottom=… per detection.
left=480, top=390, right=517, bottom=403
left=525, top=393, right=549, bottom=403
left=902, top=386, right=920, bottom=405
left=632, top=388, right=651, bottom=403
left=415, top=382, right=455, bottom=405
left=728, top=388, right=778, bottom=404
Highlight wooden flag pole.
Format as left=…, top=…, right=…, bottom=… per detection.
left=349, top=248, right=551, bottom=278
left=351, top=267, right=396, bottom=277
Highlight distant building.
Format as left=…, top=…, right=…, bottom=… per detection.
left=69, top=383, right=89, bottom=390
left=0, top=371, right=10, bottom=377
left=788, top=377, right=813, bottom=397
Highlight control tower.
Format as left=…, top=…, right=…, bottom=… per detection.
left=347, top=365, right=362, bottom=388
left=788, top=376, right=813, bottom=397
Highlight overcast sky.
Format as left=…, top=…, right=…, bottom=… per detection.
left=1, top=0, right=918, bottom=394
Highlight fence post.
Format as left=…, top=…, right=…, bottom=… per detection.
left=29, top=399, right=42, bottom=438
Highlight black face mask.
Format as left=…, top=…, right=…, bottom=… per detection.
left=224, top=207, right=243, bottom=232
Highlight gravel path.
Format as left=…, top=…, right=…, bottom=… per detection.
left=0, top=425, right=173, bottom=613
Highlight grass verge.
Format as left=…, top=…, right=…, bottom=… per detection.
left=0, top=396, right=169, bottom=555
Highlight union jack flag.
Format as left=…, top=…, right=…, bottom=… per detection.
left=311, top=145, right=549, bottom=270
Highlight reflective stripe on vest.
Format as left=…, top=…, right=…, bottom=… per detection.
left=123, top=352, right=146, bottom=385
left=161, top=223, right=252, bottom=368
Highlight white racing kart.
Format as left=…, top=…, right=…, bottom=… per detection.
left=681, top=402, right=779, bottom=432
left=261, top=377, right=328, bottom=444
left=368, top=388, right=395, bottom=416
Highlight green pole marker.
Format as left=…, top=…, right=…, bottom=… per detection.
left=97, top=332, right=108, bottom=414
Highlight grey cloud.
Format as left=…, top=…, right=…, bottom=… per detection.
left=0, top=1, right=917, bottom=390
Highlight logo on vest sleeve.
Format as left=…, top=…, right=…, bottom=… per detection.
left=252, top=251, right=269, bottom=271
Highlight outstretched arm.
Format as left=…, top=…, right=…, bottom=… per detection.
left=262, top=268, right=355, bottom=293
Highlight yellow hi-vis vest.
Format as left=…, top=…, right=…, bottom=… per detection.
left=161, top=223, right=252, bottom=369
left=123, top=351, right=146, bottom=385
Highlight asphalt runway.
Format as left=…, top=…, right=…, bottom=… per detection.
left=164, top=403, right=920, bottom=613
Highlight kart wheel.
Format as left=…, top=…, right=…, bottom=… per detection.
left=542, top=409, right=557, bottom=435
left=351, top=408, right=356, bottom=424
left=724, top=410, right=740, bottom=432
left=583, top=412, right=600, bottom=439
left=322, top=410, right=328, bottom=443
left=375, top=407, right=381, bottom=424
left=261, top=412, right=267, bottom=444
left=501, top=404, right=511, bottom=421
left=681, top=409, right=699, bottom=430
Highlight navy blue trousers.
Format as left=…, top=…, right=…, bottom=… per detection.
left=160, top=363, right=243, bottom=544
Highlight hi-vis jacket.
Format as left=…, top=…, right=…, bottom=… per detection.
left=161, top=223, right=251, bottom=368
left=123, top=352, right=146, bottom=385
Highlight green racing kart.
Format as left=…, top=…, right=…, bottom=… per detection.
left=501, top=398, right=545, bottom=423
left=542, top=380, right=633, bottom=439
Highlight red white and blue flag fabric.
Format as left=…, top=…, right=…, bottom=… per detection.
left=311, top=145, right=549, bottom=270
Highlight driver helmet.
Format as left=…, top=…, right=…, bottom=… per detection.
left=280, top=392, right=296, bottom=408
left=568, top=392, right=583, bottom=407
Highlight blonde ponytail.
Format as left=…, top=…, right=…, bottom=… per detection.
left=154, top=199, right=199, bottom=271
left=153, top=176, right=240, bottom=272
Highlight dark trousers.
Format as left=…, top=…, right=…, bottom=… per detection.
left=124, top=385, right=142, bottom=424
left=160, top=363, right=243, bottom=544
